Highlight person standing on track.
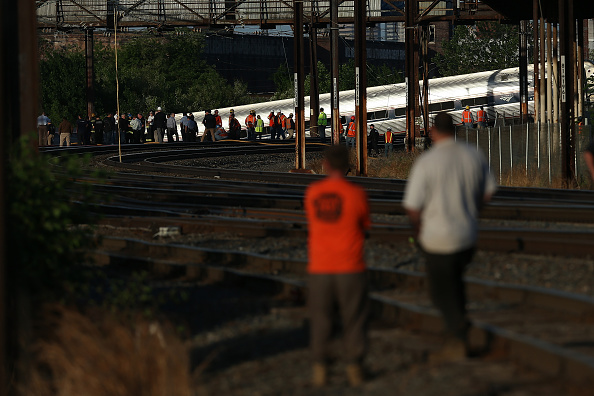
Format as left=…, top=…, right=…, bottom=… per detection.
left=403, top=112, right=496, bottom=361
left=103, top=113, right=115, bottom=145
left=286, top=113, right=295, bottom=139
left=245, top=110, right=257, bottom=141
left=305, top=144, right=370, bottom=388
left=214, top=109, right=222, bottom=128
left=58, top=117, right=73, bottom=147
left=318, top=107, right=328, bottom=144
left=153, top=107, right=167, bottom=143
left=462, top=105, right=474, bottom=128
left=345, top=116, right=356, bottom=148
left=167, top=113, right=178, bottom=142
left=37, top=112, right=50, bottom=147
left=268, top=110, right=276, bottom=139
left=201, top=110, right=217, bottom=142
left=255, top=115, right=264, bottom=140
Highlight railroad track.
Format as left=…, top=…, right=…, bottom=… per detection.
left=92, top=236, right=594, bottom=389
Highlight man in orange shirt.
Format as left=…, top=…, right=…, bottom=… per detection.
left=305, top=145, right=370, bottom=387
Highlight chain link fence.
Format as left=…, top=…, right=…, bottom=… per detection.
left=454, top=124, right=593, bottom=186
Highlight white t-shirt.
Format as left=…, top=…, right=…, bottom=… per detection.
left=403, top=137, right=497, bottom=254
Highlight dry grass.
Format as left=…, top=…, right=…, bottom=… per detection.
left=308, top=149, right=590, bottom=189
left=307, top=150, right=420, bottom=179
left=21, top=305, right=191, bottom=396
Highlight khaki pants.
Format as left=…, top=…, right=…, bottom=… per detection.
left=38, top=125, right=48, bottom=146
left=308, top=272, right=369, bottom=364
left=201, top=128, right=216, bottom=142
left=59, top=133, right=71, bottom=147
left=47, top=134, right=54, bottom=146
left=286, top=128, right=295, bottom=139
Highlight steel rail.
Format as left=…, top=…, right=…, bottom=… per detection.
left=91, top=236, right=594, bottom=388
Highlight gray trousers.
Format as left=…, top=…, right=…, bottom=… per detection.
left=154, top=127, right=164, bottom=143
left=308, top=272, right=369, bottom=364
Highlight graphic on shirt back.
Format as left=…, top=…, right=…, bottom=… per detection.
left=314, top=193, right=343, bottom=222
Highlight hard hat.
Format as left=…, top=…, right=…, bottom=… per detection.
left=465, top=105, right=469, bottom=110
left=277, top=110, right=281, bottom=113
left=230, top=109, right=234, bottom=113
left=157, top=106, right=162, bottom=111
left=351, top=116, right=355, bottom=120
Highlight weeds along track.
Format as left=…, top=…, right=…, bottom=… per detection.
left=93, top=236, right=594, bottom=389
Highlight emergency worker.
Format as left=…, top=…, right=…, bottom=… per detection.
left=276, top=110, right=285, bottom=139
left=58, top=117, right=73, bottom=147
left=214, top=110, right=222, bottom=128
left=462, top=106, right=474, bottom=128
left=147, top=110, right=155, bottom=142
left=305, top=145, right=370, bottom=387
left=268, top=110, right=276, bottom=139
left=103, top=113, right=115, bottom=145
left=76, top=115, right=91, bottom=145
left=286, top=113, right=295, bottom=139
left=245, top=110, right=257, bottom=141
left=477, top=106, right=488, bottom=128
left=130, top=114, right=143, bottom=144
left=186, top=114, right=197, bottom=142
left=153, top=107, right=167, bottom=143
left=228, top=113, right=242, bottom=140
left=403, top=112, right=496, bottom=362
left=345, top=116, right=356, bottom=148
left=384, top=128, right=395, bottom=157
left=167, top=113, right=178, bottom=142
left=279, top=112, right=287, bottom=139
left=255, top=115, right=264, bottom=140
left=318, top=107, right=328, bottom=143
left=94, top=115, right=104, bottom=145
left=180, top=113, right=189, bottom=142
left=368, top=124, right=379, bottom=156
left=214, top=124, right=229, bottom=141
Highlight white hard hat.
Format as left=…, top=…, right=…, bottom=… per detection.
left=157, top=106, right=162, bottom=111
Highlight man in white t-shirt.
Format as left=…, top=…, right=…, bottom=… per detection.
left=403, top=111, right=496, bottom=360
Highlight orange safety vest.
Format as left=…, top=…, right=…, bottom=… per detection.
left=477, top=110, right=486, bottom=122
left=462, top=110, right=473, bottom=123
left=215, top=115, right=222, bottom=126
left=347, top=121, right=356, bottom=137
left=245, top=114, right=256, bottom=127
left=268, top=113, right=275, bottom=127
left=385, top=131, right=393, bottom=144
left=280, top=114, right=287, bottom=128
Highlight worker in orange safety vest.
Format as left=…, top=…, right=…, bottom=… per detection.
left=384, top=127, right=395, bottom=157
left=345, top=116, right=356, bottom=148
left=476, top=106, right=488, bottom=128
left=245, top=110, right=257, bottom=141
left=462, top=106, right=474, bottom=128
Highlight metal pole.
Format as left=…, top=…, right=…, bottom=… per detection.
left=421, top=25, right=430, bottom=135
left=552, top=23, right=559, bottom=124
left=539, top=17, right=546, bottom=124
left=558, top=0, right=570, bottom=181
left=546, top=22, right=552, bottom=124
left=488, top=127, right=491, bottom=172
left=85, top=28, right=95, bottom=119
left=548, top=122, right=552, bottom=184
left=537, top=122, right=540, bottom=169
left=568, top=0, right=576, bottom=181
left=526, top=122, right=529, bottom=176
left=533, top=0, right=540, bottom=124
left=499, top=126, right=502, bottom=184
left=354, top=0, right=368, bottom=176
left=309, top=16, right=319, bottom=140
left=577, top=18, right=584, bottom=119
left=519, top=20, right=529, bottom=123
left=405, top=0, right=419, bottom=151
left=510, top=125, right=513, bottom=175
left=573, top=19, right=579, bottom=120
left=294, top=0, right=306, bottom=169
left=330, top=0, right=340, bottom=145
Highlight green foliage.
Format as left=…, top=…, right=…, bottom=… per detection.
left=6, top=135, right=106, bottom=299
left=40, top=32, right=251, bottom=123
left=270, top=64, right=294, bottom=100
left=434, top=22, right=520, bottom=76
left=39, top=41, right=86, bottom=123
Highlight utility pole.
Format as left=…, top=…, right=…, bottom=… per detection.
left=330, top=0, right=341, bottom=145
left=85, top=28, right=95, bottom=118
left=354, top=0, right=368, bottom=176
left=533, top=0, right=540, bottom=124
left=294, top=0, right=305, bottom=169
left=405, top=0, right=420, bottom=151
left=309, top=13, right=319, bottom=140
left=519, top=20, right=529, bottom=123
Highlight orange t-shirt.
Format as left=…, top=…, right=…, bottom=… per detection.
left=305, top=176, right=370, bottom=274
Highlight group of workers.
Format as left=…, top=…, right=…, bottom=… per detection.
left=461, top=105, right=489, bottom=128
left=306, top=112, right=497, bottom=387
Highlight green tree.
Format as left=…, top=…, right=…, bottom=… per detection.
left=270, top=64, right=294, bottom=100
left=39, top=41, right=86, bottom=124
left=40, top=32, right=250, bottom=121
left=434, top=21, right=520, bottom=76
